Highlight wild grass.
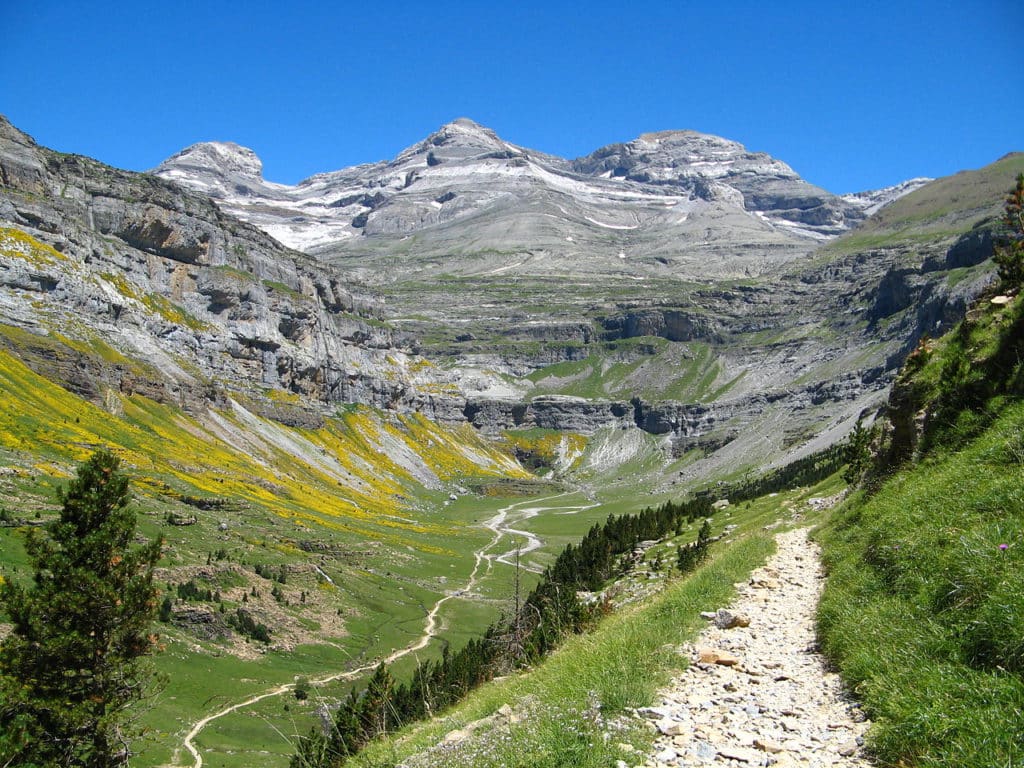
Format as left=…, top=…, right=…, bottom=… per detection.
left=817, top=401, right=1024, bottom=767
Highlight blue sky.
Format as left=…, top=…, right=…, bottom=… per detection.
left=2, top=1, right=1021, bottom=193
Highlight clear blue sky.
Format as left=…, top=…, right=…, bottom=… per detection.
left=2, top=1, right=1021, bottom=193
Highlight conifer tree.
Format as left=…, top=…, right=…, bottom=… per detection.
left=0, top=450, right=162, bottom=768
left=993, top=173, right=1024, bottom=288
left=358, top=662, right=394, bottom=739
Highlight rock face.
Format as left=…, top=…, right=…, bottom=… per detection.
left=154, top=118, right=878, bottom=282
left=0, top=116, right=415, bottom=414
left=2, top=114, right=1016, bottom=478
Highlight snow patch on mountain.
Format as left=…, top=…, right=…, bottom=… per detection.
left=842, top=177, right=933, bottom=215
left=161, top=141, right=265, bottom=180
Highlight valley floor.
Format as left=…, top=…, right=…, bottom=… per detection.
left=174, top=492, right=598, bottom=768
left=634, top=527, right=871, bottom=767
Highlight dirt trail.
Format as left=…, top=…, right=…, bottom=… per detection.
left=637, top=527, right=872, bottom=767
left=174, top=492, right=593, bottom=768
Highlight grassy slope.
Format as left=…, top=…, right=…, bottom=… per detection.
left=817, top=291, right=1024, bottom=767
left=824, top=153, right=1024, bottom=256
left=818, top=404, right=1024, bottom=766
left=525, top=338, right=729, bottom=404
left=0, top=334, right=717, bottom=767
left=327, top=478, right=843, bottom=768
left=0, top=340, right=526, bottom=766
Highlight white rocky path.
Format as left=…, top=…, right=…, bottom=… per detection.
left=633, top=527, right=872, bottom=768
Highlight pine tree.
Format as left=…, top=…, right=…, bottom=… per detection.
left=993, top=173, right=1024, bottom=288
left=0, top=450, right=163, bottom=768
left=842, top=416, right=875, bottom=485
left=357, top=663, right=394, bottom=740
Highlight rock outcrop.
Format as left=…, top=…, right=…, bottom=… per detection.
left=0, top=116, right=412, bottom=415
left=572, top=130, right=864, bottom=236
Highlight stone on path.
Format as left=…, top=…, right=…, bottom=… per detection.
left=755, top=737, right=784, bottom=753
left=713, top=608, right=751, bottom=628
left=718, top=744, right=762, bottom=762
left=697, top=647, right=739, bottom=665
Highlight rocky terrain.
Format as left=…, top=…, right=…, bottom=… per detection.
left=155, top=118, right=875, bottom=281
left=2, top=114, right=1020, bottom=481
left=0, top=116, right=414, bottom=416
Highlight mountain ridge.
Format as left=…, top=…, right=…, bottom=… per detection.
left=2, top=113, right=1015, bottom=478
left=154, top=118, right=879, bottom=259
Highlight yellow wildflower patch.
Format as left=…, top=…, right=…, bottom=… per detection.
left=0, top=227, right=69, bottom=266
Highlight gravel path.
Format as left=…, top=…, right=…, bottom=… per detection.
left=632, top=527, right=872, bottom=767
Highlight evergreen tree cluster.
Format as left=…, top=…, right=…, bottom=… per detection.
left=254, top=562, right=287, bottom=583
left=226, top=608, right=271, bottom=643
left=545, top=494, right=714, bottom=594
left=677, top=519, right=712, bottom=572
left=175, top=579, right=216, bottom=602
left=716, top=444, right=846, bottom=503
left=993, top=173, right=1024, bottom=288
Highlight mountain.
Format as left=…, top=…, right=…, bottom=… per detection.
left=155, top=119, right=868, bottom=282
left=0, top=116, right=412, bottom=414
left=156, top=126, right=1024, bottom=492
left=4, top=114, right=1017, bottom=474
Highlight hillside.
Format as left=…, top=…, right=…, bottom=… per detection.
left=285, top=280, right=1023, bottom=768
left=818, top=266, right=1024, bottom=765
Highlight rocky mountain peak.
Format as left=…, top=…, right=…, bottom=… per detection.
left=439, top=116, right=495, bottom=137
left=405, top=117, right=517, bottom=162
left=0, top=115, right=36, bottom=146
left=149, top=118, right=936, bottom=257
left=569, top=129, right=854, bottom=235
left=576, top=129, right=798, bottom=183
left=635, top=128, right=740, bottom=152
left=154, top=141, right=265, bottom=198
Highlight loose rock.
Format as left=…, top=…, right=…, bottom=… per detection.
left=697, top=647, right=740, bottom=666
left=713, top=608, right=751, bottom=629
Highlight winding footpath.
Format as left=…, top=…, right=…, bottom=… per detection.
left=635, top=527, right=872, bottom=767
left=482, top=493, right=598, bottom=574
left=176, top=492, right=592, bottom=768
